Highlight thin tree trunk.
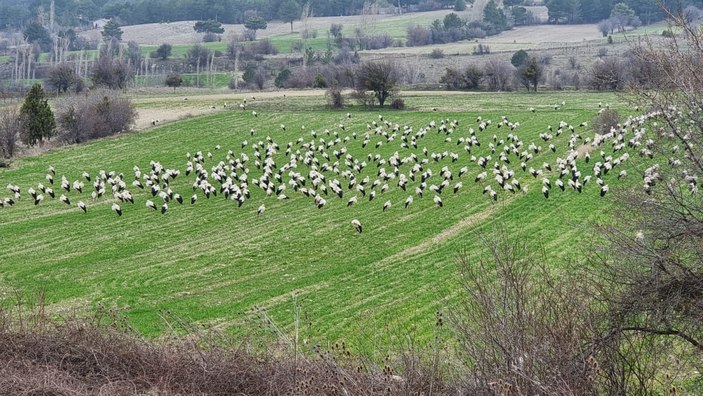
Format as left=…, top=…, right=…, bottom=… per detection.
left=196, top=57, right=200, bottom=88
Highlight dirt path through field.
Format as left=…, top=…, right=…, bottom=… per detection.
left=371, top=197, right=516, bottom=269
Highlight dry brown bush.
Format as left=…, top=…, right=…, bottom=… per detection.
left=326, top=86, right=344, bottom=108
left=56, top=89, right=136, bottom=144
left=0, top=294, right=460, bottom=396
left=450, top=228, right=600, bottom=395
left=592, top=108, right=620, bottom=135
left=483, top=60, right=513, bottom=91
left=91, top=56, right=133, bottom=90
left=587, top=57, right=628, bottom=91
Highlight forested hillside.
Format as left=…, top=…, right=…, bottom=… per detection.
left=1, top=0, right=701, bottom=29
left=545, top=0, right=702, bottom=24
left=0, top=0, right=448, bottom=27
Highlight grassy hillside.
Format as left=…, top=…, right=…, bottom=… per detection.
left=0, top=91, right=634, bottom=343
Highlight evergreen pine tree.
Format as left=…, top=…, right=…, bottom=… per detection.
left=483, top=0, right=508, bottom=30
left=278, top=0, right=301, bottom=33
left=20, top=84, right=56, bottom=146
left=101, top=20, right=123, bottom=41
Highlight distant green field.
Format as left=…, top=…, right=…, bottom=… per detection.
left=269, top=34, right=329, bottom=53
left=135, top=72, right=234, bottom=89
left=363, top=12, right=446, bottom=39
left=610, top=20, right=671, bottom=44
left=0, top=91, right=639, bottom=344
left=0, top=79, right=43, bottom=88
left=141, top=37, right=314, bottom=59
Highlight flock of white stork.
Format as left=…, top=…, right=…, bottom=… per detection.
left=0, top=102, right=667, bottom=234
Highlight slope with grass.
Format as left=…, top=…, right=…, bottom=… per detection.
left=0, top=91, right=637, bottom=343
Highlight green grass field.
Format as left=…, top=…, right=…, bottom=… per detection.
left=0, top=91, right=638, bottom=344
left=135, top=72, right=235, bottom=89
left=142, top=41, right=228, bottom=58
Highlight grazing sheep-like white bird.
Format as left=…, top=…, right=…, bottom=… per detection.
left=405, top=195, right=413, bottom=208
left=77, top=201, right=87, bottom=213
left=112, top=203, right=122, bottom=216
left=383, top=200, right=391, bottom=212
left=257, top=203, right=266, bottom=215
left=433, top=195, right=443, bottom=207
left=600, top=184, right=609, bottom=197
left=146, top=200, right=157, bottom=210
left=59, top=194, right=71, bottom=206
left=351, top=219, right=362, bottom=234
left=7, top=184, right=20, bottom=195
left=161, top=202, right=168, bottom=214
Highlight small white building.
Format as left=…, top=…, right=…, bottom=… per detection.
left=93, top=18, right=110, bottom=30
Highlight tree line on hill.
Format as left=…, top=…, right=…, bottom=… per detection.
left=0, top=0, right=459, bottom=30
left=3, top=0, right=701, bottom=31
left=545, top=0, right=702, bottom=24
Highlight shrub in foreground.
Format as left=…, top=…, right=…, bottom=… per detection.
left=0, top=298, right=458, bottom=395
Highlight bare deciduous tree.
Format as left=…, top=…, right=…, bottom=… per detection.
left=254, top=67, right=268, bottom=90
left=483, top=60, right=513, bottom=91
left=46, top=63, right=82, bottom=93
left=587, top=57, right=628, bottom=90
left=91, top=56, right=133, bottom=89
left=588, top=4, right=703, bottom=391
left=450, top=228, right=600, bottom=395
left=355, top=61, right=398, bottom=107
left=0, top=107, right=21, bottom=158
